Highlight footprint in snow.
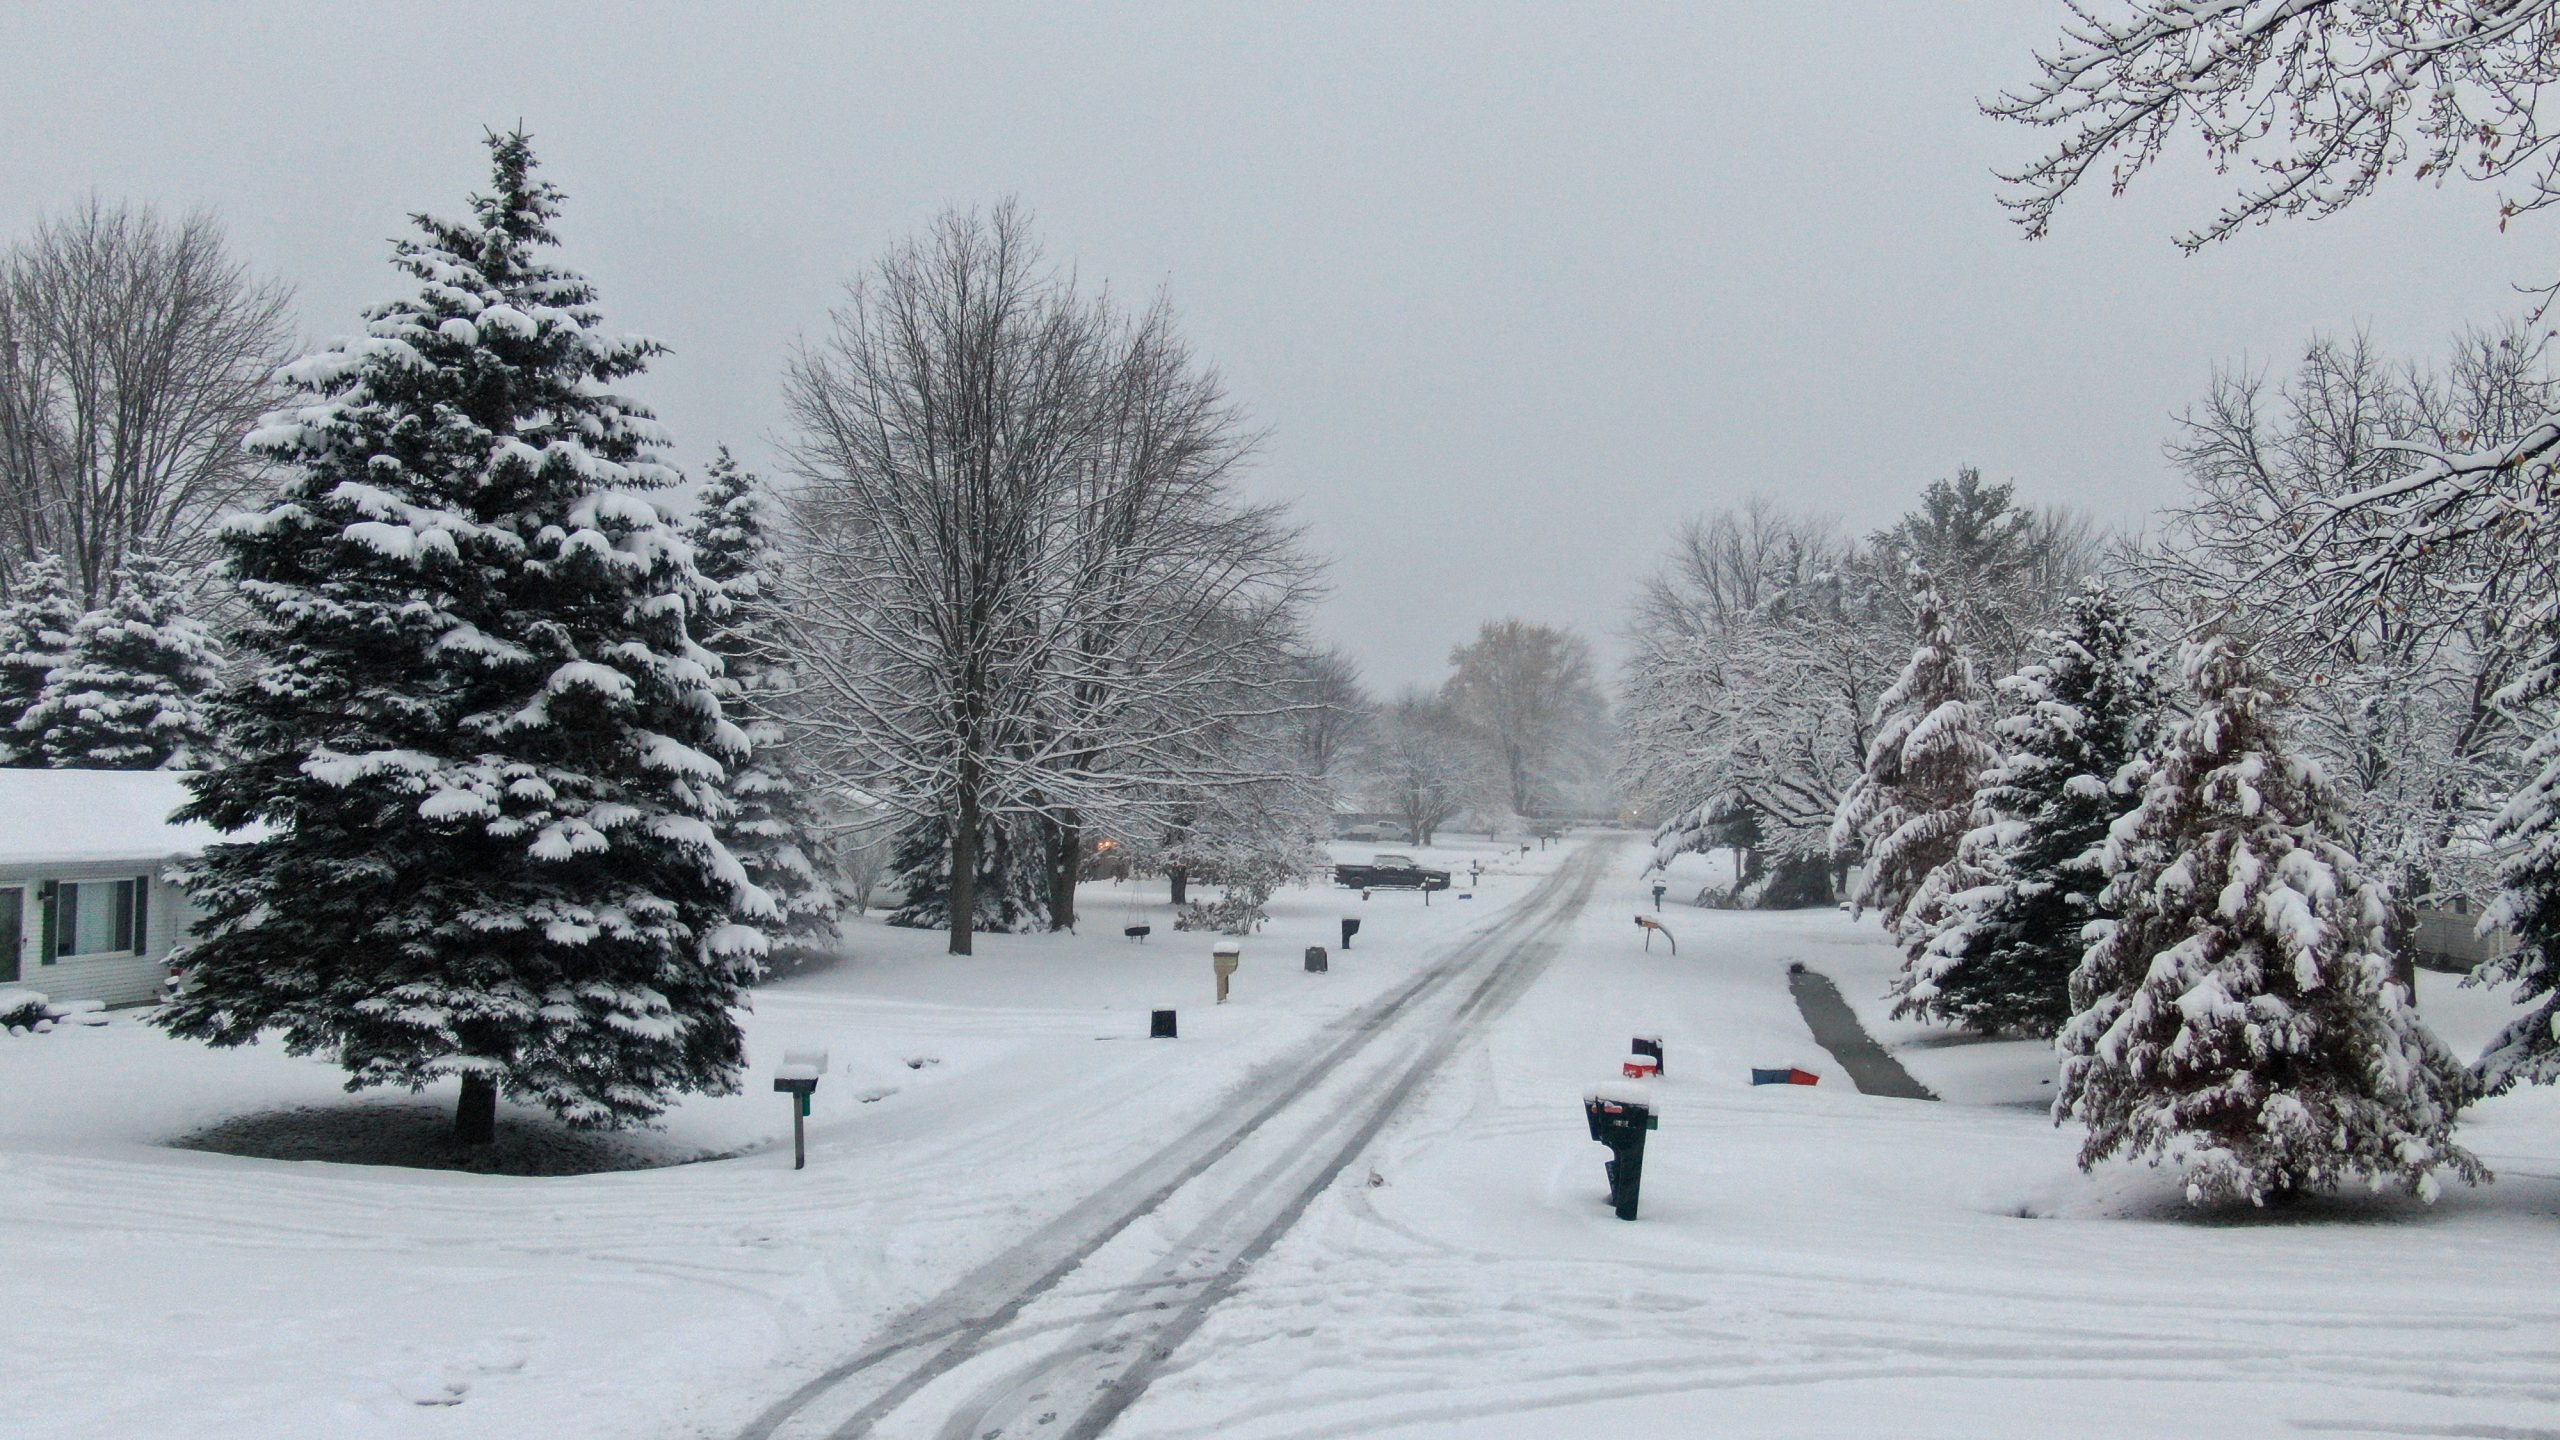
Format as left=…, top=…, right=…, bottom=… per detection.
left=396, top=1373, right=470, bottom=1407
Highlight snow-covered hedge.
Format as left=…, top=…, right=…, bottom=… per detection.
left=0, top=989, right=109, bottom=1036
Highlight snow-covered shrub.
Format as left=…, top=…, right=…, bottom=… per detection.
left=1172, top=891, right=1265, bottom=935
left=1169, top=853, right=1297, bottom=935
left=0, top=988, right=50, bottom=1030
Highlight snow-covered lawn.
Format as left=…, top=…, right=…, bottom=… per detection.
left=1110, top=877, right=2560, bottom=1439
left=0, top=837, right=1557, bottom=1439
left=6, top=838, right=2555, bottom=1438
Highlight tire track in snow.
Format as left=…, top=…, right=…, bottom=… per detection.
left=732, top=839, right=1620, bottom=1440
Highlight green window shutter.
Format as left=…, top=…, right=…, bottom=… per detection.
left=132, top=877, right=149, bottom=956
left=38, top=881, right=56, bottom=966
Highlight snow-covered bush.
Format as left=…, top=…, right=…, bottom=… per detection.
left=0, top=988, right=50, bottom=1030
left=1169, top=850, right=1300, bottom=935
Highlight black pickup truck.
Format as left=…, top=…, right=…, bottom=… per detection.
left=1333, top=853, right=1452, bottom=891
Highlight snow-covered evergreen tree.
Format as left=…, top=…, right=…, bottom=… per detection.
left=0, top=552, right=82, bottom=766
left=2474, top=637, right=2560, bottom=1094
left=1831, top=570, right=1997, bottom=937
left=885, top=815, right=1044, bottom=934
left=1898, top=581, right=2158, bottom=1034
left=689, top=448, right=843, bottom=959
left=2059, top=629, right=2482, bottom=1205
left=22, top=550, right=219, bottom=769
left=156, top=132, right=764, bottom=1144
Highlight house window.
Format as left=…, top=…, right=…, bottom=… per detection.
left=56, top=879, right=141, bottom=957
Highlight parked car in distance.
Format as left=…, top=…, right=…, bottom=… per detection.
left=1334, top=853, right=1451, bottom=891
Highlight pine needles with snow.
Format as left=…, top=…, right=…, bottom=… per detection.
left=157, top=132, right=766, bottom=1139
left=2058, top=630, right=2481, bottom=1206
left=1897, top=581, right=2158, bottom=1035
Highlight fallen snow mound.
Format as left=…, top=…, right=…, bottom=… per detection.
left=170, top=1101, right=733, bottom=1176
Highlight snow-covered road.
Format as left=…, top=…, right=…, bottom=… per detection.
left=740, top=841, right=1621, bottom=1440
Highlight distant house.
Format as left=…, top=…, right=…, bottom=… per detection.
left=2411, top=897, right=2519, bottom=975
left=0, top=770, right=243, bottom=1008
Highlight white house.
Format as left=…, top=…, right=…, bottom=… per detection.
left=0, top=770, right=244, bottom=1008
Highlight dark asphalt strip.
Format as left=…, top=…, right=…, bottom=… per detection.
left=1785, top=963, right=1938, bottom=1101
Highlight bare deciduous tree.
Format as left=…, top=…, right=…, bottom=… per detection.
left=1363, top=690, right=1479, bottom=848
left=0, top=200, right=293, bottom=602
left=1990, top=1, right=2560, bottom=251
left=2138, top=326, right=2549, bottom=914
left=1283, top=643, right=1371, bottom=789
left=1622, top=503, right=1887, bottom=887
left=779, top=204, right=1316, bottom=951
left=1442, top=618, right=1605, bottom=821
left=780, top=205, right=1093, bottom=955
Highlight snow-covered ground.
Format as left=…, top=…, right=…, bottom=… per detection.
left=6, top=837, right=2556, bottom=1438
left=1110, top=876, right=2560, bottom=1440
left=0, top=836, right=1560, bottom=1439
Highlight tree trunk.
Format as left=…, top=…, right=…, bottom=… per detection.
left=1046, top=811, right=1080, bottom=931
left=949, top=785, right=980, bottom=956
left=1168, top=866, right=1188, bottom=906
left=455, top=1073, right=497, bottom=1146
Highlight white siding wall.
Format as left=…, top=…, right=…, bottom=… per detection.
left=0, top=859, right=189, bottom=1008
left=2412, top=905, right=2518, bottom=974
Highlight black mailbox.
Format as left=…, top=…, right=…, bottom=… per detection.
left=1583, top=1092, right=1659, bottom=1221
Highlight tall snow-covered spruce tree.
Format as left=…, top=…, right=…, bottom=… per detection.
left=0, top=551, right=82, bottom=765
left=22, top=549, right=220, bottom=769
left=158, top=133, right=765, bottom=1145
left=1831, top=570, right=1997, bottom=939
left=689, top=449, right=843, bottom=958
left=2475, top=634, right=2560, bottom=1095
left=2059, top=630, right=2481, bottom=1206
left=1898, top=581, right=2157, bottom=1035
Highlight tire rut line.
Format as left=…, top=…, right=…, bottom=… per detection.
left=1028, top=841, right=1617, bottom=1440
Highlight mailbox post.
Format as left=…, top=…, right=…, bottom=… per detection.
left=1213, top=941, right=1241, bottom=1003
left=1635, top=914, right=1678, bottom=954
left=1584, top=1088, right=1660, bottom=1221
left=773, top=1047, right=829, bottom=1170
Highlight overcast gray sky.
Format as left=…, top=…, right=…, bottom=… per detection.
left=0, top=3, right=2536, bottom=690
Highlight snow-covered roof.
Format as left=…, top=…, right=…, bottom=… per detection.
left=0, top=770, right=251, bottom=869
